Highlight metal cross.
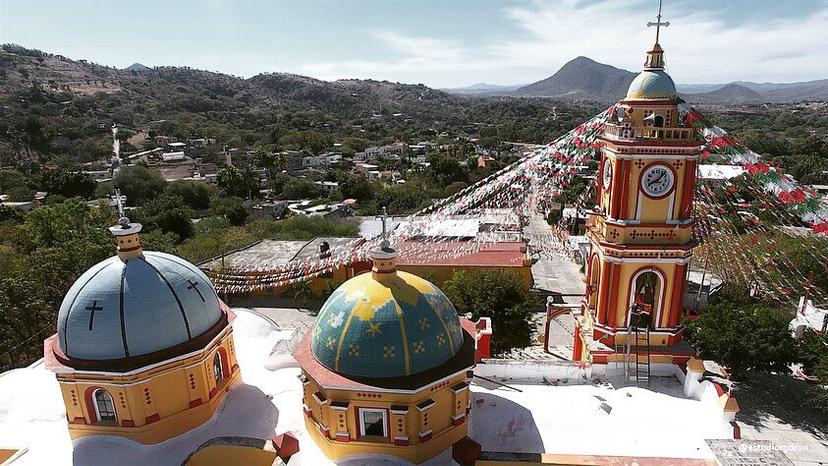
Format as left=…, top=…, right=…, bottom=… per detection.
left=647, top=0, right=670, bottom=44
left=114, top=188, right=129, bottom=226
left=187, top=280, right=205, bottom=302
left=378, top=207, right=389, bottom=240
left=85, top=300, right=104, bottom=331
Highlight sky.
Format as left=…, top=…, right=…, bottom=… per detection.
left=1, top=0, right=826, bottom=88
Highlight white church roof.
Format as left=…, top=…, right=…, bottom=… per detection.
left=0, top=310, right=742, bottom=465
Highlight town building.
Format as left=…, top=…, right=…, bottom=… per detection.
left=314, top=181, right=339, bottom=195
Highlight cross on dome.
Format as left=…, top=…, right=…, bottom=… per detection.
left=643, top=0, right=669, bottom=70
left=647, top=0, right=670, bottom=45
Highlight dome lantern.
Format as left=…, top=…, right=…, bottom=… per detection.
left=370, top=207, right=399, bottom=279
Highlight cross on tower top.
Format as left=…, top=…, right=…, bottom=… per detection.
left=647, top=0, right=670, bottom=45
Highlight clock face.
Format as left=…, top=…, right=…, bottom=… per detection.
left=602, top=160, right=613, bottom=188
left=641, top=164, right=675, bottom=197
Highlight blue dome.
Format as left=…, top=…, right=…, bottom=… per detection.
left=57, top=251, right=223, bottom=361
left=311, top=270, right=464, bottom=379
left=626, top=70, right=677, bottom=100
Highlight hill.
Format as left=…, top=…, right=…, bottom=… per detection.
left=123, top=63, right=149, bottom=72
left=680, top=80, right=828, bottom=103
left=513, top=56, right=636, bottom=101
left=0, top=44, right=593, bottom=166
left=683, top=83, right=766, bottom=104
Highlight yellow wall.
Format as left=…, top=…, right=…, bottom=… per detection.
left=56, top=328, right=240, bottom=444
left=301, top=370, right=470, bottom=464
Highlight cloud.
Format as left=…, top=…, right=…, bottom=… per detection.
left=296, top=0, right=828, bottom=87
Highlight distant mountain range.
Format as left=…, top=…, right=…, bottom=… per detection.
left=445, top=57, right=828, bottom=104
left=440, top=82, right=524, bottom=96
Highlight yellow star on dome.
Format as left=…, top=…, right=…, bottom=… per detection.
left=366, top=322, right=381, bottom=336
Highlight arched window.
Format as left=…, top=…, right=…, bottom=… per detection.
left=93, top=389, right=117, bottom=424
left=213, top=352, right=224, bottom=385
left=653, top=115, right=665, bottom=128
left=629, top=270, right=664, bottom=329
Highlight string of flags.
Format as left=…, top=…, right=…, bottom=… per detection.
left=207, top=103, right=826, bottom=302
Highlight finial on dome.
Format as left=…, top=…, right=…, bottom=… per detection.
left=644, top=0, right=669, bottom=70
left=108, top=189, right=143, bottom=260
left=371, top=207, right=397, bottom=277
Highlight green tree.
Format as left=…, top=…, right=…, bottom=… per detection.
left=165, top=180, right=214, bottom=210
left=798, top=328, right=828, bottom=375
left=339, top=176, right=374, bottom=202
left=281, top=179, right=321, bottom=200
left=442, top=270, right=538, bottom=356
left=137, top=194, right=194, bottom=241
left=292, top=279, right=313, bottom=307
left=0, top=169, right=32, bottom=201
left=38, top=169, right=97, bottom=199
left=810, top=357, right=828, bottom=413
left=218, top=166, right=259, bottom=199
left=426, top=153, right=467, bottom=186
left=684, top=286, right=798, bottom=378
left=375, top=185, right=426, bottom=214
left=114, top=165, right=166, bottom=205
left=210, top=196, right=249, bottom=226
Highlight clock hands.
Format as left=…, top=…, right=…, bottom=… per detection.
left=648, top=172, right=666, bottom=187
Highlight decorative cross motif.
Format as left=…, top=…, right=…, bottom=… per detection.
left=635, top=159, right=646, bottom=169
left=85, top=300, right=104, bottom=331
left=647, top=0, right=669, bottom=44
left=673, top=160, right=683, bottom=170
left=187, top=279, right=205, bottom=302
left=413, top=340, right=425, bottom=353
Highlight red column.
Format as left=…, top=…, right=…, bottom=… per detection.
left=667, top=263, right=688, bottom=328
left=597, top=260, right=612, bottom=325
left=679, top=160, right=697, bottom=221
left=607, top=263, right=622, bottom=328
left=572, top=327, right=583, bottom=361
left=618, top=160, right=631, bottom=220
left=609, top=164, right=624, bottom=219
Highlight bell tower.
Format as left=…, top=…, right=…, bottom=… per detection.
left=573, top=3, right=703, bottom=367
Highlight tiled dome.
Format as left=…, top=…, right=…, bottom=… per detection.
left=310, top=270, right=464, bottom=379
left=626, top=69, right=677, bottom=100
left=57, top=251, right=223, bottom=361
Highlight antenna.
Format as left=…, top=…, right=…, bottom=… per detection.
left=647, top=0, right=670, bottom=44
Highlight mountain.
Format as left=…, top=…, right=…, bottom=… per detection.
left=683, top=83, right=766, bottom=104
left=514, top=56, right=827, bottom=103
left=680, top=79, right=828, bottom=103
left=0, top=45, right=466, bottom=119
left=123, top=63, right=149, bottom=72
left=513, top=56, right=637, bottom=101
left=442, top=82, right=523, bottom=96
